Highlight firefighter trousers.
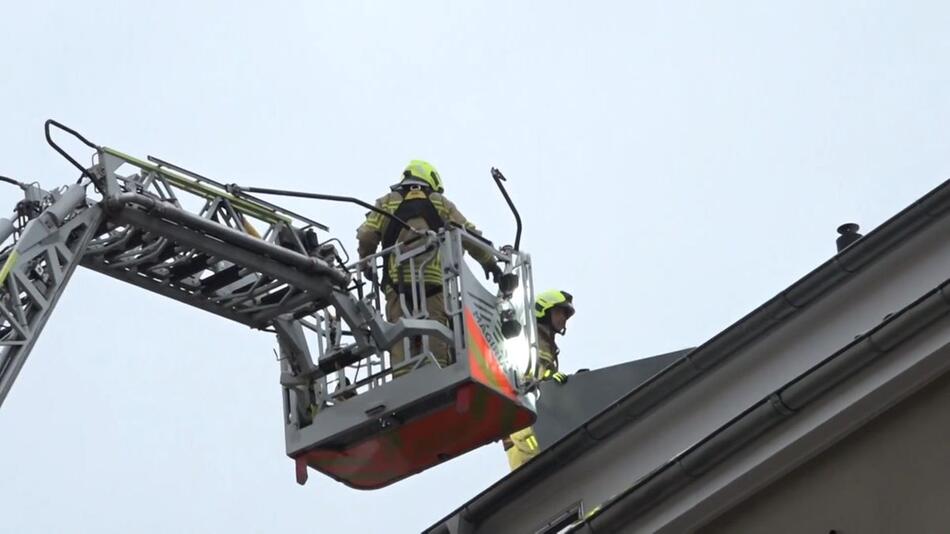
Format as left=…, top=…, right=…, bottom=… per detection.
left=505, top=426, right=540, bottom=470
left=384, top=287, right=451, bottom=376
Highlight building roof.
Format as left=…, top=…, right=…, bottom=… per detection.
left=531, top=349, right=692, bottom=450
left=427, top=176, right=950, bottom=534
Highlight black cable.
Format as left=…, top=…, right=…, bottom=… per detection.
left=149, top=155, right=329, bottom=231
left=229, top=185, right=416, bottom=233
left=44, top=119, right=98, bottom=184
left=0, top=176, right=22, bottom=188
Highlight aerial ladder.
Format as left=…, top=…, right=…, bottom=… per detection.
left=0, top=121, right=540, bottom=489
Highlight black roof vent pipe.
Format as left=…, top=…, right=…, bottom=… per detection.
left=836, top=223, right=863, bottom=252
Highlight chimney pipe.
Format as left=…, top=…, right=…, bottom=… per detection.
left=836, top=223, right=862, bottom=252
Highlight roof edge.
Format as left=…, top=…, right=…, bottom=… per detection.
left=578, top=276, right=950, bottom=532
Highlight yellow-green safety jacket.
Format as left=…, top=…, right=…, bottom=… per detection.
left=356, top=187, right=495, bottom=289
left=537, top=323, right=560, bottom=379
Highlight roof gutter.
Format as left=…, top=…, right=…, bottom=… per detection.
left=426, top=177, right=950, bottom=533
left=577, top=274, right=950, bottom=532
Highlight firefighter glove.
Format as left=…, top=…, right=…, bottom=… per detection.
left=543, top=369, right=569, bottom=384
left=483, top=262, right=503, bottom=283
left=361, top=262, right=376, bottom=283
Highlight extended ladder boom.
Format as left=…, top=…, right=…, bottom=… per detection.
left=0, top=123, right=373, bottom=407
left=0, top=183, right=102, bottom=403
left=0, top=121, right=540, bottom=489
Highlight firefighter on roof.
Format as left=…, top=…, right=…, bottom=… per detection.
left=504, top=289, right=575, bottom=470
left=356, top=160, right=502, bottom=376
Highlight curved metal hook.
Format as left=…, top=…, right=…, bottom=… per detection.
left=491, top=167, right=523, bottom=251
left=44, top=120, right=98, bottom=184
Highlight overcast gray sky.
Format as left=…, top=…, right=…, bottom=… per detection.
left=2, top=2, right=950, bottom=532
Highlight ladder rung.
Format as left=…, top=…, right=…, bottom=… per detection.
left=124, top=229, right=145, bottom=249
left=168, top=253, right=212, bottom=281
left=133, top=242, right=178, bottom=270
left=261, top=287, right=291, bottom=305
left=199, top=265, right=244, bottom=293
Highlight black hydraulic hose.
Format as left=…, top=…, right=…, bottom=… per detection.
left=228, top=185, right=416, bottom=234
left=0, top=176, right=21, bottom=188
left=490, top=167, right=523, bottom=251
left=149, top=156, right=330, bottom=231
left=44, top=119, right=98, bottom=184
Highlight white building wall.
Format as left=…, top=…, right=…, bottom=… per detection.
left=700, top=367, right=950, bottom=534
